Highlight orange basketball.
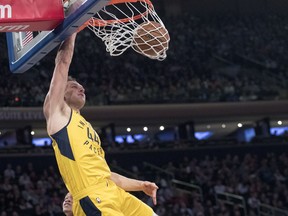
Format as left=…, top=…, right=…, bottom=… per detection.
left=132, top=21, right=170, bottom=58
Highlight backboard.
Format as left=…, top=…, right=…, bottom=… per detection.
left=6, top=0, right=110, bottom=73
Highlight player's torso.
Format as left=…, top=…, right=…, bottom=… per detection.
left=50, top=109, right=111, bottom=194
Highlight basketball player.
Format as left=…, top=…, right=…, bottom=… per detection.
left=43, top=33, right=159, bottom=216
left=63, top=192, right=73, bottom=216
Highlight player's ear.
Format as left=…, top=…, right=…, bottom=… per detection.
left=64, top=93, right=68, bottom=102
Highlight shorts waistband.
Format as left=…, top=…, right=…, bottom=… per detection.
left=73, top=180, right=110, bottom=201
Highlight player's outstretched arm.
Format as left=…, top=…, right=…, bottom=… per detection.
left=44, top=33, right=77, bottom=116
left=110, top=172, right=158, bottom=205
left=43, top=33, right=77, bottom=133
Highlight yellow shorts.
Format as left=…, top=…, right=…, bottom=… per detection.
left=72, top=179, right=154, bottom=216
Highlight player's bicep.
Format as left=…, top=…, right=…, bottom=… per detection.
left=49, top=62, right=69, bottom=96
left=44, top=63, right=69, bottom=115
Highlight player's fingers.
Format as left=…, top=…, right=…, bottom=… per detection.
left=152, top=190, right=157, bottom=205
left=152, top=195, right=157, bottom=205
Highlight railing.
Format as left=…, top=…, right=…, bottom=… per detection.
left=110, top=164, right=138, bottom=179
left=258, top=203, right=288, bottom=216
left=143, top=161, right=175, bottom=178
left=215, top=192, right=247, bottom=216
left=142, top=162, right=204, bottom=201
left=171, top=179, right=204, bottom=202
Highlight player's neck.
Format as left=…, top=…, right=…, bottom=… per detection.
left=67, top=102, right=81, bottom=114
left=69, top=105, right=80, bottom=114
left=73, top=108, right=80, bottom=114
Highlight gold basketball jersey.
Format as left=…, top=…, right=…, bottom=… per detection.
left=50, top=109, right=111, bottom=195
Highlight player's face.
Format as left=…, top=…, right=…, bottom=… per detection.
left=65, top=81, right=86, bottom=109
left=63, top=192, right=73, bottom=216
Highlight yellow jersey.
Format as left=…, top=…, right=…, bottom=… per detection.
left=50, top=109, right=111, bottom=196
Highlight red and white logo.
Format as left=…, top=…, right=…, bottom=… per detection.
left=0, top=4, right=12, bottom=19
left=0, top=0, right=64, bottom=32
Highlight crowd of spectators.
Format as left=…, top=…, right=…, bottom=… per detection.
left=1, top=149, right=287, bottom=216
left=1, top=4, right=288, bottom=215
left=0, top=13, right=288, bottom=107
left=0, top=163, right=66, bottom=216
left=129, top=151, right=288, bottom=216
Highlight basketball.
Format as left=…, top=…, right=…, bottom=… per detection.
left=132, top=21, right=170, bottom=59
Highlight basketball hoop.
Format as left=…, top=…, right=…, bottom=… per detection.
left=81, top=0, right=170, bottom=60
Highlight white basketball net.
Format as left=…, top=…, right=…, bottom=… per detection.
left=86, top=0, right=170, bottom=61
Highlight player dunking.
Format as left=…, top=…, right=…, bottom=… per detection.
left=43, top=33, right=159, bottom=216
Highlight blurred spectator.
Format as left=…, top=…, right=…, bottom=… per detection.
left=0, top=14, right=288, bottom=106
left=0, top=150, right=288, bottom=215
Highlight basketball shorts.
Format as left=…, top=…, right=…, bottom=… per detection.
left=73, top=179, right=154, bottom=216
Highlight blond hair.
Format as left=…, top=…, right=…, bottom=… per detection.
left=68, top=76, right=76, bottom=81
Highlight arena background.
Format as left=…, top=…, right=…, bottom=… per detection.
left=0, top=0, right=288, bottom=215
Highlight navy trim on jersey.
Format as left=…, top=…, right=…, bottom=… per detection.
left=80, top=196, right=102, bottom=216
left=51, top=109, right=75, bottom=160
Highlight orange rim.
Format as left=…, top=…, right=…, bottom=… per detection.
left=80, top=0, right=153, bottom=29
